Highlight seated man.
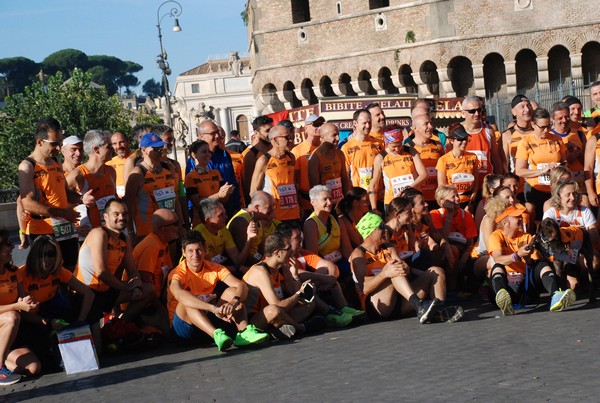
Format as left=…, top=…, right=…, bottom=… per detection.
left=487, top=206, right=576, bottom=316
left=227, top=191, right=278, bottom=266
left=243, top=232, right=325, bottom=338
left=74, top=198, right=155, bottom=348
left=275, top=221, right=364, bottom=327
left=132, top=208, right=181, bottom=336
left=350, top=212, right=458, bottom=323
left=194, top=198, right=257, bottom=276
left=167, top=231, right=268, bottom=351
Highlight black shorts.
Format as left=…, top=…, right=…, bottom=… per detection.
left=87, top=288, right=121, bottom=324
left=524, top=184, right=550, bottom=222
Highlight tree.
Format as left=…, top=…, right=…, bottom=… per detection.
left=0, top=57, right=39, bottom=98
left=142, top=78, right=165, bottom=98
left=0, top=69, right=131, bottom=188
left=42, top=49, right=88, bottom=75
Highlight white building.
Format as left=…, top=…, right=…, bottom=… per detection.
left=172, top=52, right=257, bottom=146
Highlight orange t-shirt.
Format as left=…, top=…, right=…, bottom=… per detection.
left=133, top=232, right=171, bottom=298
left=291, top=140, right=319, bottom=210
left=430, top=208, right=477, bottom=243
left=19, top=266, right=72, bottom=304
left=184, top=168, right=222, bottom=228
left=341, top=136, right=384, bottom=191
left=409, top=140, right=442, bottom=202
left=487, top=230, right=540, bottom=273
left=262, top=152, right=300, bottom=221
left=106, top=154, right=129, bottom=197
left=76, top=164, right=117, bottom=228
left=557, top=129, right=585, bottom=190
left=226, top=149, right=245, bottom=206
left=515, top=133, right=566, bottom=192
left=134, top=163, right=177, bottom=237
left=310, top=145, right=345, bottom=203
left=296, top=249, right=325, bottom=272
left=379, top=149, right=417, bottom=205
left=167, top=259, right=231, bottom=322
left=436, top=151, right=479, bottom=203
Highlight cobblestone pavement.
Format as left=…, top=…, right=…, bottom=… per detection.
left=3, top=237, right=600, bottom=402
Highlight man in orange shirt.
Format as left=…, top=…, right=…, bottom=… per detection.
left=106, top=131, right=131, bottom=197
left=168, top=231, right=268, bottom=350
left=366, top=102, right=386, bottom=142
left=242, top=115, right=273, bottom=203
left=292, top=114, right=324, bottom=216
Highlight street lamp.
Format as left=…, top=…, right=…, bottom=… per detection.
left=156, top=0, right=182, bottom=158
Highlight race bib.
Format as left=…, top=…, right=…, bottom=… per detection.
left=451, top=173, right=475, bottom=194
left=274, top=286, right=284, bottom=299
left=448, top=231, right=467, bottom=245
left=391, top=174, right=414, bottom=197
left=323, top=250, right=342, bottom=263
left=555, top=245, right=581, bottom=265
left=197, top=294, right=217, bottom=303
left=469, top=150, right=488, bottom=172
left=116, top=185, right=125, bottom=198
left=424, top=167, right=437, bottom=190
left=211, top=254, right=228, bottom=264
left=154, top=187, right=176, bottom=210
left=51, top=217, right=78, bottom=242
left=536, top=163, right=552, bottom=186
left=326, top=177, right=343, bottom=202
left=277, top=184, right=298, bottom=209
left=358, top=167, right=373, bottom=190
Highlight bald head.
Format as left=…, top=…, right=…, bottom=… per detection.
left=249, top=190, right=273, bottom=207
left=151, top=208, right=179, bottom=231
left=319, top=123, right=340, bottom=146
left=411, top=105, right=430, bottom=119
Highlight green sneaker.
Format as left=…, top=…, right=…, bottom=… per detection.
left=234, top=324, right=269, bottom=348
left=495, top=288, right=514, bottom=316
left=213, top=328, right=233, bottom=352
left=326, top=312, right=353, bottom=327
left=340, top=306, right=366, bottom=317
left=550, top=289, right=576, bottom=312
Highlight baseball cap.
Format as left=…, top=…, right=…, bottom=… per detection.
left=305, top=114, right=325, bottom=126
left=447, top=123, right=469, bottom=141
left=62, top=135, right=82, bottom=147
left=511, top=95, right=530, bottom=109
left=278, top=119, right=294, bottom=130
left=356, top=212, right=384, bottom=239
left=140, top=132, right=167, bottom=148
left=495, top=204, right=527, bottom=223
left=564, top=96, right=582, bottom=107
left=384, top=127, right=403, bottom=144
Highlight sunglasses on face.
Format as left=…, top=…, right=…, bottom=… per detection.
left=43, top=139, right=63, bottom=147
left=152, top=146, right=164, bottom=153
left=465, top=108, right=482, bottom=115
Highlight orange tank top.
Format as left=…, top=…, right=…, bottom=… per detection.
left=313, top=147, right=344, bottom=203
left=381, top=148, right=416, bottom=204
left=76, top=164, right=117, bottom=228
left=134, top=162, right=177, bottom=237
left=262, top=152, right=300, bottom=221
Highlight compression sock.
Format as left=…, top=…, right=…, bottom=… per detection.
left=491, top=270, right=508, bottom=295
left=541, top=271, right=559, bottom=295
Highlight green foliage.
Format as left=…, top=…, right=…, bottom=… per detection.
left=142, top=78, right=165, bottom=98
left=0, top=57, right=39, bottom=97
left=42, top=49, right=89, bottom=75
left=240, top=9, right=248, bottom=26
left=134, top=107, right=163, bottom=127
left=0, top=69, right=131, bottom=188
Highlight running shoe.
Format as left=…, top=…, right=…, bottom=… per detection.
left=340, top=306, right=366, bottom=317
left=495, top=288, right=514, bottom=316
left=0, top=365, right=21, bottom=386
left=550, top=289, right=576, bottom=312
left=417, top=298, right=439, bottom=324
left=233, top=324, right=269, bottom=347
left=213, top=328, right=233, bottom=352
left=326, top=312, right=353, bottom=327
left=431, top=305, right=464, bottom=323
left=270, top=324, right=296, bottom=341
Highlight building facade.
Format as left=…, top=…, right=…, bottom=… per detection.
left=246, top=0, right=600, bottom=115
left=172, top=52, right=256, bottom=144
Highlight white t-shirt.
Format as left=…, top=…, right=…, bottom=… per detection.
left=542, top=206, right=597, bottom=229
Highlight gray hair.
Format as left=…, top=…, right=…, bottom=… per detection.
left=199, top=198, right=223, bottom=220
left=248, top=190, right=273, bottom=207
left=551, top=101, right=569, bottom=115
left=461, top=96, right=481, bottom=110
left=309, top=185, right=330, bottom=201
left=83, top=129, right=111, bottom=155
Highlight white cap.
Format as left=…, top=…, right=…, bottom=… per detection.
left=62, top=135, right=82, bottom=147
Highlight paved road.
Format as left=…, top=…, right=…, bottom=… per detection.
left=3, top=236, right=600, bottom=402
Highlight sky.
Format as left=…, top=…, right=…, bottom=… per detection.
left=0, top=0, right=249, bottom=94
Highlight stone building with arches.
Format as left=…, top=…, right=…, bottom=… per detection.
left=246, top=0, right=600, bottom=120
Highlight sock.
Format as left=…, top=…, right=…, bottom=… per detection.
left=541, top=271, right=559, bottom=295
left=491, top=272, right=508, bottom=295
left=408, top=294, right=421, bottom=311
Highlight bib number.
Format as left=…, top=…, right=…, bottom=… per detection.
left=116, top=185, right=125, bottom=198
left=391, top=174, right=414, bottom=197
left=508, top=272, right=524, bottom=289
left=326, top=177, right=343, bottom=202
left=424, top=167, right=437, bottom=190
left=451, top=173, right=475, bottom=194
left=51, top=217, right=78, bottom=241
left=154, top=187, right=176, bottom=210
left=358, top=167, right=373, bottom=190
left=211, top=254, right=228, bottom=264
left=469, top=150, right=488, bottom=172
left=323, top=250, right=342, bottom=263
left=278, top=184, right=298, bottom=209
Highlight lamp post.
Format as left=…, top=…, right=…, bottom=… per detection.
left=156, top=0, right=182, bottom=158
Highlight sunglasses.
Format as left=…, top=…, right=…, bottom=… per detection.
left=152, top=146, right=165, bottom=153
left=200, top=130, right=220, bottom=137
left=43, top=139, right=63, bottom=147
left=465, top=108, right=482, bottom=115
left=534, top=123, right=552, bottom=131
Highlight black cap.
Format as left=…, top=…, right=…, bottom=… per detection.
left=564, top=96, right=582, bottom=107
left=511, top=94, right=529, bottom=108
left=447, top=123, right=469, bottom=141
left=278, top=119, right=294, bottom=130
